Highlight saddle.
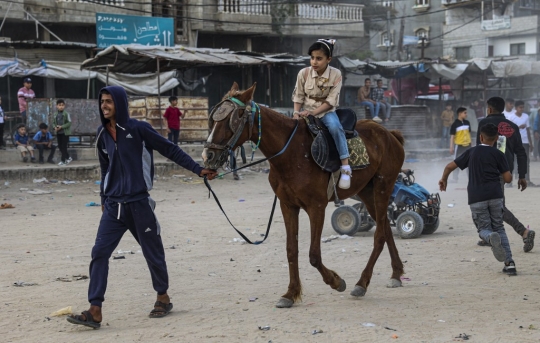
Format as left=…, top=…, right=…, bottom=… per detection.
left=306, top=108, right=359, bottom=173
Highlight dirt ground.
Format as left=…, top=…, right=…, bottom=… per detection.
left=2, top=160, right=540, bottom=343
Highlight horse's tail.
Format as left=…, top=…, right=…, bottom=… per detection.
left=390, top=130, right=405, bottom=146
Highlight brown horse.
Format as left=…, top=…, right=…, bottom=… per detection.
left=203, top=83, right=406, bottom=308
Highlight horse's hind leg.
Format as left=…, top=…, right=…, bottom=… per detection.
left=351, top=178, right=403, bottom=297
left=276, top=202, right=302, bottom=308
left=306, top=206, right=346, bottom=292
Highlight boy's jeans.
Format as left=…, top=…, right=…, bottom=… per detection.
left=470, top=198, right=513, bottom=263
left=319, top=111, right=350, bottom=160
left=359, top=101, right=380, bottom=118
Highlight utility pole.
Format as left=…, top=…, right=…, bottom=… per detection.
left=420, top=37, right=426, bottom=59
left=386, top=10, right=391, bottom=60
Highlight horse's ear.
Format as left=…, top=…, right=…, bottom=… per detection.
left=239, top=82, right=257, bottom=103
left=229, top=82, right=239, bottom=96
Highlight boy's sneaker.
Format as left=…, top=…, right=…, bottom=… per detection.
left=30, top=157, right=36, bottom=163
left=58, top=161, right=65, bottom=166
left=523, top=230, right=535, bottom=253
left=372, top=116, right=383, bottom=123
left=23, top=157, right=28, bottom=162
left=489, top=232, right=506, bottom=262
left=65, top=157, right=73, bottom=165
left=503, top=262, right=517, bottom=276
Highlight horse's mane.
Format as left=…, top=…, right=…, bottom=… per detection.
left=222, top=90, right=244, bottom=100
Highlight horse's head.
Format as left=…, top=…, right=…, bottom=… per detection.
left=203, top=82, right=257, bottom=170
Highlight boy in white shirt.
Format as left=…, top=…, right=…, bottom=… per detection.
left=510, top=100, right=534, bottom=185
left=503, top=98, right=516, bottom=120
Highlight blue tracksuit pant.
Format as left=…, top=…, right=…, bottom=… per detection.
left=88, top=197, right=168, bottom=307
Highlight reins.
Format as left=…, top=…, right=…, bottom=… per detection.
left=204, top=114, right=299, bottom=245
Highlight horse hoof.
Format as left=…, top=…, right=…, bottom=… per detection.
left=350, top=285, right=366, bottom=297
left=275, top=297, right=294, bottom=308
left=387, top=278, right=402, bottom=288
left=336, top=278, right=346, bottom=292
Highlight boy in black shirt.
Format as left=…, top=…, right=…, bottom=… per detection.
left=477, top=96, right=534, bottom=252
left=439, top=124, right=516, bottom=275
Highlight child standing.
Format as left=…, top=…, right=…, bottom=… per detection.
left=0, top=96, right=5, bottom=149
left=440, top=104, right=454, bottom=148
left=449, top=107, right=471, bottom=182
left=163, top=96, right=184, bottom=145
left=53, top=99, right=72, bottom=166
left=14, top=124, right=35, bottom=163
left=439, top=123, right=516, bottom=275
left=33, top=123, right=57, bottom=164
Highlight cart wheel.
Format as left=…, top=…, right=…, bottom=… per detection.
left=331, top=205, right=362, bottom=236
left=422, top=217, right=440, bottom=235
left=352, top=203, right=375, bottom=232
left=396, top=211, right=424, bottom=239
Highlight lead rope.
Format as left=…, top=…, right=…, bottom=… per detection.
left=204, top=120, right=299, bottom=245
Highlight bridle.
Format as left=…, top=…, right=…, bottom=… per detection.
left=203, top=96, right=299, bottom=245
left=205, top=97, right=260, bottom=169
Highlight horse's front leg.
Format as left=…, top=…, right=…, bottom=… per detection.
left=276, top=202, right=302, bottom=308
left=306, top=206, right=347, bottom=293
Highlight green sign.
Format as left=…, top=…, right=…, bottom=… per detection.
left=96, top=13, right=174, bottom=48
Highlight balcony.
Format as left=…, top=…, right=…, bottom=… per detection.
left=213, top=1, right=364, bottom=37
left=9, top=0, right=151, bottom=24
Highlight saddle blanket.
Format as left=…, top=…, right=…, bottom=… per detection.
left=348, top=135, right=370, bottom=170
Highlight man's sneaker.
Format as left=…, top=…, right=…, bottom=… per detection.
left=523, top=230, right=535, bottom=253
left=65, top=157, right=73, bottom=165
left=372, top=116, right=383, bottom=123
left=503, top=262, right=517, bottom=276
left=489, top=232, right=506, bottom=262
left=58, top=161, right=65, bottom=166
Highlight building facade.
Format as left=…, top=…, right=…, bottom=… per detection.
left=0, top=1, right=366, bottom=111
left=369, top=0, right=445, bottom=61
left=442, top=0, right=540, bottom=61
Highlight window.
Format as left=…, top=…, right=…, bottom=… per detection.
left=510, top=43, right=526, bottom=55
left=488, top=45, right=494, bottom=57
left=382, top=1, right=394, bottom=7
left=455, top=47, right=470, bottom=60
left=413, top=0, right=430, bottom=12
left=380, top=31, right=394, bottom=47
left=415, top=28, right=429, bottom=46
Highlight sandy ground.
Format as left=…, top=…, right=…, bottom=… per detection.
left=2, top=160, right=540, bottom=343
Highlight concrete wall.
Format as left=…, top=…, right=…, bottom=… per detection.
left=491, top=35, right=537, bottom=56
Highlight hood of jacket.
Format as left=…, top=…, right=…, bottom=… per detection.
left=99, top=86, right=130, bottom=127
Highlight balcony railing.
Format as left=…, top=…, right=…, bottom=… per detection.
left=217, top=0, right=363, bottom=21
left=57, top=0, right=126, bottom=6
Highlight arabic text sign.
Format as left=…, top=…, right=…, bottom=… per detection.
left=481, top=17, right=511, bottom=31
left=96, top=13, right=174, bottom=48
